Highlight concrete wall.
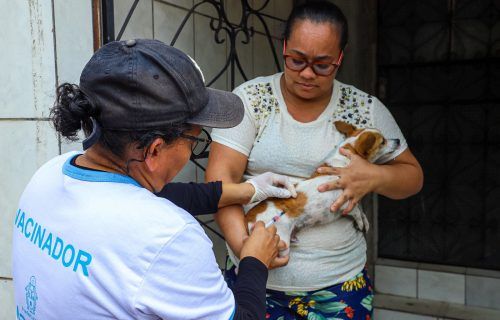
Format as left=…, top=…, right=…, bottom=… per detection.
left=0, top=0, right=93, bottom=318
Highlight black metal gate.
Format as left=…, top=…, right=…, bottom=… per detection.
left=96, top=0, right=285, bottom=240
left=377, top=0, right=500, bottom=270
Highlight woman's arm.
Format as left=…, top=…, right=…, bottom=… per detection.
left=156, top=182, right=223, bottom=216
left=157, top=175, right=292, bottom=216
left=206, top=142, right=250, bottom=259
left=318, top=148, right=424, bottom=214
left=157, top=181, right=254, bottom=216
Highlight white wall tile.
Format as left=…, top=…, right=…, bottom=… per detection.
left=194, top=14, right=227, bottom=90
left=0, top=279, right=15, bottom=320
left=224, top=0, right=243, bottom=26
left=374, top=309, right=436, bottom=320
left=253, top=33, right=280, bottom=78
left=163, top=0, right=193, bottom=10
left=466, top=275, right=500, bottom=310
left=273, top=0, right=293, bottom=20
left=172, top=161, right=197, bottom=182
left=114, top=0, right=153, bottom=40
left=54, top=0, right=94, bottom=85
left=418, top=270, right=465, bottom=304
left=0, top=121, right=60, bottom=277
left=60, top=132, right=84, bottom=155
left=250, top=12, right=279, bottom=39
left=375, top=265, right=417, bottom=298
left=193, top=0, right=219, bottom=18
left=0, top=0, right=56, bottom=118
left=1, top=1, right=34, bottom=118
left=249, top=0, right=289, bottom=39
left=231, top=29, right=254, bottom=89
left=154, top=1, right=194, bottom=56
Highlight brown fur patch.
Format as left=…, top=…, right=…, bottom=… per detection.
left=354, top=131, right=384, bottom=160
left=355, top=133, right=376, bottom=159
left=334, top=121, right=362, bottom=137
left=245, top=201, right=268, bottom=223
left=271, top=192, right=308, bottom=218
left=342, top=143, right=358, bottom=156
left=334, top=121, right=356, bottom=136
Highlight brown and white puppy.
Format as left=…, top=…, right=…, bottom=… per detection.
left=245, top=121, right=401, bottom=257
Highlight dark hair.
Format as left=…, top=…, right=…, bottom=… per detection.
left=284, top=1, right=348, bottom=50
left=50, top=83, right=190, bottom=157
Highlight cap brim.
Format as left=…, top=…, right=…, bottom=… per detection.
left=186, top=88, right=244, bottom=128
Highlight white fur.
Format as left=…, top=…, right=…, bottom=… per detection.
left=248, top=128, right=400, bottom=257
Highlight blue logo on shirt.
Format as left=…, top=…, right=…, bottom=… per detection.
left=25, top=276, right=38, bottom=315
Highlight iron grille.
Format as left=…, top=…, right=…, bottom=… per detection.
left=377, top=0, right=500, bottom=269
left=98, top=0, right=285, bottom=240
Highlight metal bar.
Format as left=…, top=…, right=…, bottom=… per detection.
left=116, top=0, right=140, bottom=41
left=101, top=0, right=115, bottom=44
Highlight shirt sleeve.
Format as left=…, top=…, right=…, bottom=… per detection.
left=133, top=223, right=235, bottom=320
left=156, top=182, right=223, bottom=216
left=372, top=98, right=409, bottom=162
left=211, top=87, right=257, bottom=157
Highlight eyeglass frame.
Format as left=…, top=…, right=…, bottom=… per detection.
left=282, top=40, right=344, bottom=76
left=180, top=128, right=212, bottom=158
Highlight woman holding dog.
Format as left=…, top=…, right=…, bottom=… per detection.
left=207, top=1, right=423, bottom=319
left=12, top=39, right=297, bottom=320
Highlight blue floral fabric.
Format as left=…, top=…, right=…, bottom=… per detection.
left=225, top=259, right=373, bottom=320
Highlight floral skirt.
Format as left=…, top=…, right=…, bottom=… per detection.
left=225, top=259, right=373, bottom=320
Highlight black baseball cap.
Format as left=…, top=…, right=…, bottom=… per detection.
left=79, top=39, right=244, bottom=149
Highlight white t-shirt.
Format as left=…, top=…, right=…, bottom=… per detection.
left=212, top=73, right=407, bottom=291
left=12, top=152, right=235, bottom=320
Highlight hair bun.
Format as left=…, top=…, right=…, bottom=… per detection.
left=50, top=83, right=97, bottom=141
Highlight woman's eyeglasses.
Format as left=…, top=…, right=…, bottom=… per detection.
left=283, top=40, right=343, bottom=76
left=181, top=128, right=212, bottom=158
left=283, top=52, right=343, bottom=76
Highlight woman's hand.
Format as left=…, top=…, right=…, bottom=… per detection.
left=317, top=148, right=380, bottom=215
left=240, top=222, right=286, bottom=268
left=269, top=240, right=290, bottom=269
left=246, top=172, right=297, bottom=203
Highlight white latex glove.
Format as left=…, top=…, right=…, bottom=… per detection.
left=246, top=172, right=297, bottom=203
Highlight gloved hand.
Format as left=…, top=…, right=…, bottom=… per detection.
left=246, top=172, right=297, bottom=203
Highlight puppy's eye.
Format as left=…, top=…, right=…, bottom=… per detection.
left=382, top=139, right=386, bottom=145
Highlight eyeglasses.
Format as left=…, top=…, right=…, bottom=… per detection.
left=283, top=40, right=344, bottom=76
left=180, top=128, right=212, bottom=158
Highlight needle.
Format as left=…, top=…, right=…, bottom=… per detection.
left=265, top=211, right=285, bottom=228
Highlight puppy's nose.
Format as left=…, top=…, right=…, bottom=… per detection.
left=395, top=139, right=400, bottom=146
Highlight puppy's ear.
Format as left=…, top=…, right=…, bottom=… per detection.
left=334, top=121, right=357, bottom=137
left=355, top=133, right=376, bottom=159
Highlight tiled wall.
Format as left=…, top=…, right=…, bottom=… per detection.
left=0, top=0, right=94, bottom=318
left=374, top=309, right=445, bottom=320
left=375, top=260, right=500, bottom=318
